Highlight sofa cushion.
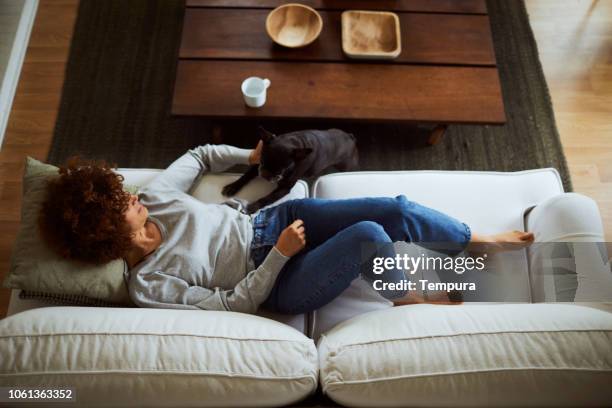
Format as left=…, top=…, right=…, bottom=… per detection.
left=140, top=172, right=310, bottom=333
left=312, top=169, right=564, bottom=228
left=318, top=303, right=612, bottom=407
left=7, top=169, right=310, bottom=333
left=311, top=169, right=565, bottom=338
left=0, top=307, right=318, bottom=407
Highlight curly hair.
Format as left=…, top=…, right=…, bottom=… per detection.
left=39, top=157, right=133, bottom=264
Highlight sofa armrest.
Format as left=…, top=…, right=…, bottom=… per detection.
left=525, top=193, right=612, bottom=302
left=526, top=193, right=605, bottom=242
left=0, top=307, right=317, bottom=407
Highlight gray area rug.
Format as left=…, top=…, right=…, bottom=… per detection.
left=47, top=0, right=572, bottom=191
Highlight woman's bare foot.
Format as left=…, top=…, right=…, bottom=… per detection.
left=468, top=230, right=535, bottom=254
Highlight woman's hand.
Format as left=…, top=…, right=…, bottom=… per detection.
left=275, top=219, right=306, bottom=257
left=249, top=140, right=263, bottom=165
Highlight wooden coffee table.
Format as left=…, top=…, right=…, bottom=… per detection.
left=172, top=0, right=506, bottom=144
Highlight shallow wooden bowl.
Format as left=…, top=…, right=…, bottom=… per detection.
left=266, top=3, right=323, bottom=48
left=341, top=10, right=401, bottom=59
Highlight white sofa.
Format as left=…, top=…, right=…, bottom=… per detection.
left=1, top=168, right=611, bottom=407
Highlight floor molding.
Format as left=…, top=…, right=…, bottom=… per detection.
left=0, top=0, right=38, bottom=149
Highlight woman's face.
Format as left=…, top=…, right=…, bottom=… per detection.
left=124, top=194, right=148, bottom=233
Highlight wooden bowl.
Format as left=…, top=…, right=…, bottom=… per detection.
left=341, top=10, right=401, bottom=59
left=266, top=3, right=323, bottom=48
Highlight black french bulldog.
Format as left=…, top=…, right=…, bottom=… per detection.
left=222, top=127, right=359, bottom=214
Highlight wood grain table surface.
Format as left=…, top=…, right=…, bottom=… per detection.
left=172, top=0, right=506, bottom=125
left=186, top=0, right=488, bottom=14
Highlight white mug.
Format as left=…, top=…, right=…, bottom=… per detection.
left=241, top=77, right=271, bottom=108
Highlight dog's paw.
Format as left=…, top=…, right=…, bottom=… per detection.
left=222, top=183, right=241, bottom=197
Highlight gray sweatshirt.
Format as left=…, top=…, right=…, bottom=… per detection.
left=125, top=144, right=290, bottom=314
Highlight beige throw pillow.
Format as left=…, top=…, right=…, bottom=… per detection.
left=2, top=157, right=133, bottom=305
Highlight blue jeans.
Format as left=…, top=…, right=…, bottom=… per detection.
left=250, top=195, right=471, bottom=314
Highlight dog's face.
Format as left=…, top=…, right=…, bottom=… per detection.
left=257, top=128, right=311, bottom=183
left=259, top=143, right=294, bottom=183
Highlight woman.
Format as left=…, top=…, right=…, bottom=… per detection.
left=39, top=143, right=534, bottom=314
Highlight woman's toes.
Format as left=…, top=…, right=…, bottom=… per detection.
left=476, top=231, right=535, bottom=252
left=521, top=232, right=535, bottom=241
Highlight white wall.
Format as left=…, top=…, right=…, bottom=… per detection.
left=0, top=0, right=38, bottom=149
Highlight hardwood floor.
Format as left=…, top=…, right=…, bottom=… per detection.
left=526, top=0, right=612, bottom=240
left=0, top=0, right=79, bottom=317
left=0, top=0, right=610, bottom=317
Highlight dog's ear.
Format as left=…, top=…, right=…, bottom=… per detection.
left=258, top=126, right=276, bottom=143
left=292, top=148, right=313, bottom=160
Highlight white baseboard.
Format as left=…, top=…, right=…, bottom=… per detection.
left=0, top=0, right=39, bottom=150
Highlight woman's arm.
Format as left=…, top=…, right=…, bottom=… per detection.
left=129, top=247, right=290, bottom=313
left=142, top=144, right=255, bottom=193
